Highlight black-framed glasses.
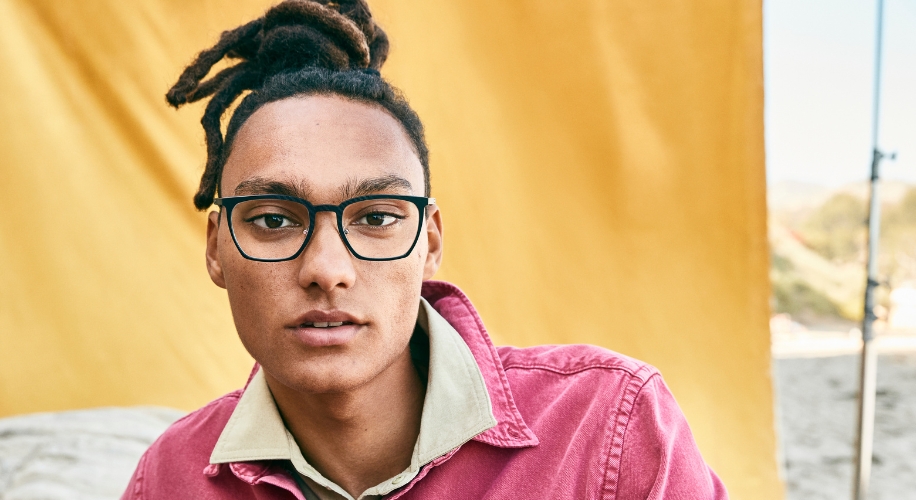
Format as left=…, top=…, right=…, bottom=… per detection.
left=214, top=194, right=436, bottom=262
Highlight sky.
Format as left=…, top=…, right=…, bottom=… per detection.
left=764, top=0, right=916, bottom=187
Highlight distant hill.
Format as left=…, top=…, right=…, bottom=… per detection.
left=769, top=180, right=914, bottom=212
left=768, top=180, right=916, bottom=328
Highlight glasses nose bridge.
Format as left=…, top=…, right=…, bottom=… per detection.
left=310, top=204, right=343, bottom=228
left=306, top=204, right=349, bottom=247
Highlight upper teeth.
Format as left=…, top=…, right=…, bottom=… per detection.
left=308, top=322, right=344, bottom=328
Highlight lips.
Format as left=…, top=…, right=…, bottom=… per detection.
left=290, top=310, right=361, bottom=327
left=302, top=321, right=348, bottom=328
left=286, top=311, right=364, bottom=347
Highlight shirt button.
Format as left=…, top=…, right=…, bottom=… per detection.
left=392, top=474, right=405, bottom=485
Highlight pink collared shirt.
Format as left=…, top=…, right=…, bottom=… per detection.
left=123, top=281, right=727, bottom=499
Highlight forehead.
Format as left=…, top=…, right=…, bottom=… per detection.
left=221, top=95, right=424, bottom=200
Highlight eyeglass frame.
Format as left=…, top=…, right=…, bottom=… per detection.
left=214, top=194, right=437, bottom=262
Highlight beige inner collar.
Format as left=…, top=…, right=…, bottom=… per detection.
left=209, top=298, right=497, bottom=500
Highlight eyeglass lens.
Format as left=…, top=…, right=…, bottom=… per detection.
left=229, top=198, right=422, bottom=260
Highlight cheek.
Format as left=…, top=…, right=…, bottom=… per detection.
left=219, top=237, right=294, bottom=334
left=360, top=258, right=424, bottom=337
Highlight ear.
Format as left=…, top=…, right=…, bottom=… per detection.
left=206, top=211, right=227, bottom=289
left=422, top=206, right=443, bottom=280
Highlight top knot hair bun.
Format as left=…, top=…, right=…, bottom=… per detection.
left=166, top=0, right=429, bottom=211
left=166, top=0, right=389, bottom=108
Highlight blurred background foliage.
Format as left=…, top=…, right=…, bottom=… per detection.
left=770, top=182, right=916, bottom=326
left=801, top=193, right=867, bottom=262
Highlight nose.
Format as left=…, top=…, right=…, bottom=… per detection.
left=296, top=211, right=356, bottom=292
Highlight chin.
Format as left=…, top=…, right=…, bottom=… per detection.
left=274, top=355, right=381, bottom=395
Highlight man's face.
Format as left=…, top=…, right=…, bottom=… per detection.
left=205, top=95, right=443, bottom=394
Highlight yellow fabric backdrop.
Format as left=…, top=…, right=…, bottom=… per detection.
left=0, top=0, right=780, bottom=497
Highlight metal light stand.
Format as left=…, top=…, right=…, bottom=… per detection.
left=852, top=1, right=887, bottom=498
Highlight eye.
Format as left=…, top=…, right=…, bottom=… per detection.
left=249, top=213, right=295, bottom=229
left=357, top=212, right=401, bottom=227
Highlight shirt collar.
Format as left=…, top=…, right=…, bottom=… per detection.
left=209, top=292, right=513, bottom=499
left=420, top=280, right=539, bottom=449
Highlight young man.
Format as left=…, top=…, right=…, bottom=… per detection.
left=123, top=1, right=727, bottom=498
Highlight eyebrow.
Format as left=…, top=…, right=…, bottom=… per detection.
left=339, top=175, right=413, bottom=199
left=232, top=174, right=413, bottom=201
left=234, top=177, right=312, bottom=199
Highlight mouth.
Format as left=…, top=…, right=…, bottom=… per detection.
left=287, top=311, right=364, bottom=347
left=298, top=321, right=355, bottom=328
left=288, top=309, right=362, bottom=328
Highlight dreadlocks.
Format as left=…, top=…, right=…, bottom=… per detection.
left=167, top=0, right=429, bottom=210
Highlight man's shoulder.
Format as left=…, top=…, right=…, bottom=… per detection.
left=145, top=389, right=242, bottom=461
left=122, top=390, right=252, bottom=499
left=492, top=343, right=663, bottom=425
left=496, top=343, right=659, bottom=382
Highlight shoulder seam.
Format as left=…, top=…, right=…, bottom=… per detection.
left=502, top=362, right=656, bottom=380
left=600, top=367, right=659, bottom=500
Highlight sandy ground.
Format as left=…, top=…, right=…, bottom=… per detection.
left=1, top=353, right=915, bottom=499
left=775, top=353, right=916, bottom=500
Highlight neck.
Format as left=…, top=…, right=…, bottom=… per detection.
left=265, top=347, right=425, bottom=498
